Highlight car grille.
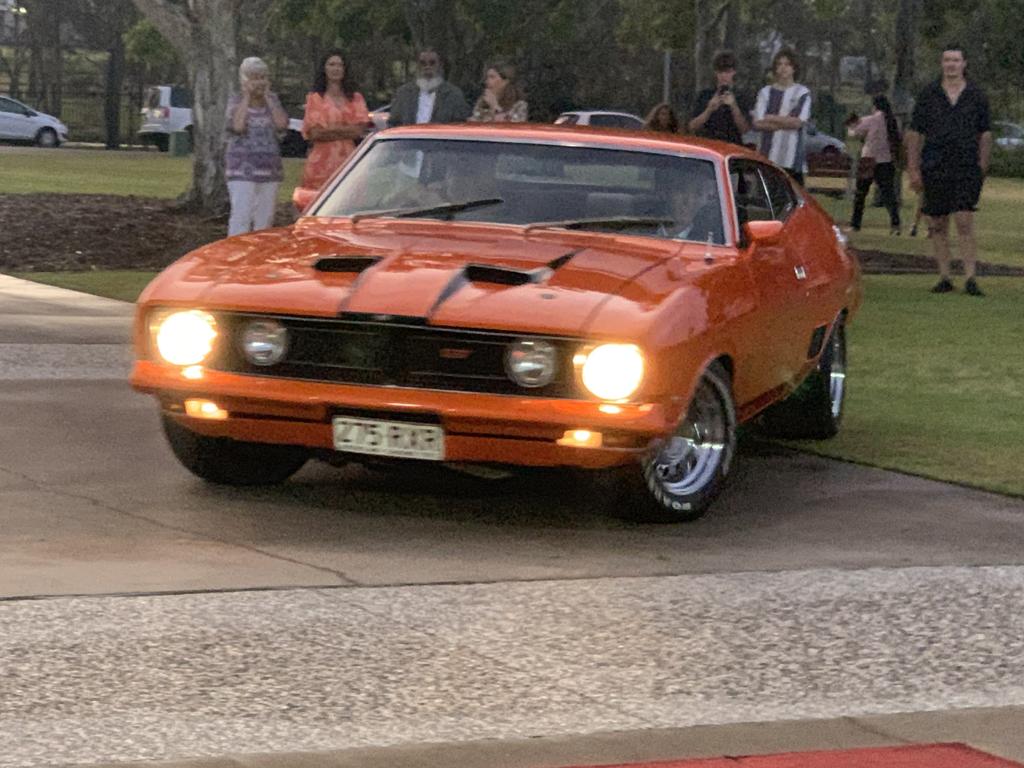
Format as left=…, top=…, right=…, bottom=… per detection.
left=214, top=315, right=580, bottom=398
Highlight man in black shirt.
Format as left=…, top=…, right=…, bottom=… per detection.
left=688, top=51, right=752, bottom=145
left=906, top=44, right=993, bottom=296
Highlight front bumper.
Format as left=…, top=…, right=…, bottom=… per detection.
left=131, top=360, right=681, bottom=469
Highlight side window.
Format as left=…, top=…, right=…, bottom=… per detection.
left=728, top=159, right=772, bottom=226
left=0, top=98, right=21, bottom=114
left=759, top=165, right=797, bottom=222
left=589, top=114, right=638, bottom=128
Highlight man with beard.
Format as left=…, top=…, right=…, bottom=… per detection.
left=388, top=48, right=472, bottom=127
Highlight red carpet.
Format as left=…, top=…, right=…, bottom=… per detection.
left=561, top=744, right=1024, bottom=767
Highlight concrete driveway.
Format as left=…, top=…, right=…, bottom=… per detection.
left=2, top=273, right=1024, bottom=768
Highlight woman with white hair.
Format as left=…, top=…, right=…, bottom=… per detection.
left=225, top=56, right=289, bottom=235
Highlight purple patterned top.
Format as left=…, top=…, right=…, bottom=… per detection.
left=224, top=93, right=283, bottom=182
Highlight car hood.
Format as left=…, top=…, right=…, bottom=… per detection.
left=143, top=219, right=691, bottom=337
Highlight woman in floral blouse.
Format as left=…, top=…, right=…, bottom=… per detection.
left=300, top=49, right=370, bottom=191
left=469, top=61, right=528, bottom=123
left=225, top=57, right=289, bottom=236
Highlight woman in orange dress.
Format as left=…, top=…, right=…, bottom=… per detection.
left=300, top=49, right=370, bottom=191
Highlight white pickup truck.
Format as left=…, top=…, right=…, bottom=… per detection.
left=138, top=85, right=307, bottom=156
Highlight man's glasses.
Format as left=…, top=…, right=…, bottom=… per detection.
left=419, top=58, right=439, bottom=66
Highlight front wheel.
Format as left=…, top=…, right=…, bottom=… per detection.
left=619, top=362, right=737, bottom=523
left=758, top=318, right=847, bottom=439
left=36, top=128, right=58, bottom=148
left=161, top=414, right=308, bottom=485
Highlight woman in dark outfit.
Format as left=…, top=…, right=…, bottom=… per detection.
left=848, top=95, right=902, bottom=235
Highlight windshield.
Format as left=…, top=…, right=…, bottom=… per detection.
left=315, top=138, right=726, bottom=244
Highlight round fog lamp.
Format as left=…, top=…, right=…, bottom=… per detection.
left=581, top=343, right=644, bottom=401
left=505, top=339, right=558, bottom=388
left=241, top=320, right=289, bottom=366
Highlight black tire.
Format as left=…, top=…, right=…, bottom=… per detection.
left=607, top=361, right=737, bottom=524
left=758, top=318, right=847, bottom=439
left=153, top=134, right=169, bottom=152
left=161, top=414, right=308, bottom=486
left=36, top=128, right=58, bottom=148
left=821, top=145, right=839, bottom=155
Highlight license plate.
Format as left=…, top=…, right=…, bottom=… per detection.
left=332, top=416, right=444, bottom=461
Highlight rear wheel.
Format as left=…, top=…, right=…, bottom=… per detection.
left=36, top=128, right=58, bottom=148
left=152, top=134, right=169, bottom=152
left=758, top=318, right=847, bottom=439
left=162, top=414, right=308, bottom=485
left=612, top=362, right=737, bottom=523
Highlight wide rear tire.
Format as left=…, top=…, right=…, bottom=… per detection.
left=759, top=318, right=847, bottom=439
left=162, top=414, right=308, bottom=486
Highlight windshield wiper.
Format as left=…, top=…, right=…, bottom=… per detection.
left=523, top=216, right=674, bottom=233
left=350, top=197, right=504, bottom=224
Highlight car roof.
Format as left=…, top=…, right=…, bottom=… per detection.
left=560, top=110, right=642, bottom=118
left=374, top=122, right=760, bottom=162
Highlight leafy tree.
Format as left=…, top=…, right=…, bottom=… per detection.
left=131, top=0, right=240, bottom=213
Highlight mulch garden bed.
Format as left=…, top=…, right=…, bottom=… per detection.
left=2, top=193, right=1022, bottom=276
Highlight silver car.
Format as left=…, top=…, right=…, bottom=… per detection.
left=0, top=95, right=68, bottom=147
left=994, top=121, right=1024, bottom=150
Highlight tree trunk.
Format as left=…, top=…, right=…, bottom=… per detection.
left=104, top=34, right=126, bottom=149
left=892, top=0, right=917, bottom=119
left=723, top=0, right=740, bottom=53
left=694, top=0, right=706, bottom=93
left=25, top=0, right=65, bottom=113
left=131, top=0, right=238, bottom=214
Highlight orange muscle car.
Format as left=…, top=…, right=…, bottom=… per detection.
left=131, top=124, right=861, bottom=522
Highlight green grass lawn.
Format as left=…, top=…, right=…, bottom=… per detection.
left=7, top=270, right=1023, bottom=497
left=7, top=270, right=158, bottom=303
left=785, top=274, right=1024, bottom=497
left=0, top=146, right=304, bottom=202
left=814, top=176, right=1024, bottom=269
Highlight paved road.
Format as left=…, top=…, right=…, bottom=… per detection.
left=2, top=274, right=1024, bottom=767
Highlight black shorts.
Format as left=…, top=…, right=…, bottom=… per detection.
left=922, top=171, right=983, bottom=217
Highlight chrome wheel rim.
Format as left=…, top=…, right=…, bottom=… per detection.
left=647, top=377, right=728, bottom=497
left=828, top=326, right=846, bottom=420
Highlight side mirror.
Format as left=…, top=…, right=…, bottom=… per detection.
left=743, top=220, right=784, bottom=245
left=292, top=186, right=317, bottom=215
left=24, top=109, right=37, bottom=117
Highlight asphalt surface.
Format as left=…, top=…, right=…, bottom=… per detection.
left=2, top=273, right=1024, bottom=768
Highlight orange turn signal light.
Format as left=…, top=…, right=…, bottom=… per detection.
left=184, top=398, right=228, bottom=420
left=556, top=429, right=603, bottom=448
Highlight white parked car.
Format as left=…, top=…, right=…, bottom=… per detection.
left=743, top=120, right=847, bottom=156
left=554, top=110, right=645, bottom=130
left=994, top=121, right=1024, bottom=150
left=0, top=94, right=68, bottom=147
left=138, top=84, right=308, bottom=157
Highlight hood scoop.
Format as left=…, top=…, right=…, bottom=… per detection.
left=464, top=249, right=581, bottom=287
left=313, top=255, right=382, bottom=273
left=426, top=249, right=582, bottom=319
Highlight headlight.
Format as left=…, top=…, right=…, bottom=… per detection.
left=154, top=310, right=217, bottom=366
left=505, top=339, right=558, bottom=388
left=241, top=320, right=288, bottom=366
left=579, top=343, right=644, bottom=401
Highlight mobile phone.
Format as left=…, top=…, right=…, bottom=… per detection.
left=717, top=85, right=730, bottom=95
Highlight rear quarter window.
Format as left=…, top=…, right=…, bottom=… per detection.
left=170, top=87, right=193, bottom=108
